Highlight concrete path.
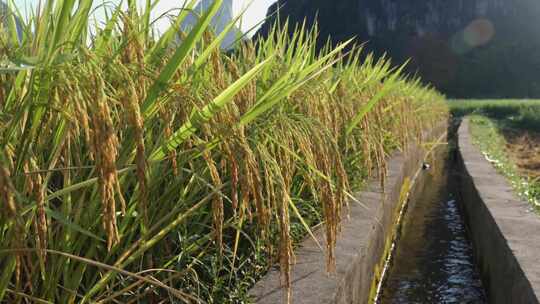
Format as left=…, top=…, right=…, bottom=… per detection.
left=458, top=118, right=540, bottom=304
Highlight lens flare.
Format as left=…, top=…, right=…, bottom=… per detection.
left=463, top=19, right=495, bottom=48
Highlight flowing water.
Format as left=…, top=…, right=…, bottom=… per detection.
left=379, top=146, right=487, bottom=303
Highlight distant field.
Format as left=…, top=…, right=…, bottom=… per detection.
left=449, top=99, right=540, bottom=131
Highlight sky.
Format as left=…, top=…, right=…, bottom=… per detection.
left=11, top=0, right=276, bottom=34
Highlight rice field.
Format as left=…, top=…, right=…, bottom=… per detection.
left=0, top=1, right=448, bottom=303
left=449, top=99, right=540, bottom=130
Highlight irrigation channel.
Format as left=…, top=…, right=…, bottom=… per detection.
left=376, top=133, right=488, bottom=303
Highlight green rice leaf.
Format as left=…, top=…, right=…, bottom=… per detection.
left=45, top=208, right=105, bottom=242
left=142, top=0, right=223, bottom=117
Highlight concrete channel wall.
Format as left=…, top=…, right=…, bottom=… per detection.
left=250, top=122, right=448, bottom=304
left=457, top=119, right=540, bottom=303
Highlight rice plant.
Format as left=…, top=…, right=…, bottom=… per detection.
left=0, top=1, right=447, bottom=303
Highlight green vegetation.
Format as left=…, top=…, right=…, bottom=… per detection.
left=449, top=99, right=540, bottom=131
left=468, top=115, right=540, bottom=210
left=0, top=1, right=447, bottom=303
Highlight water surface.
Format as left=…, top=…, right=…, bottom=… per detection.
left=379, top=148, right=487, bottom=303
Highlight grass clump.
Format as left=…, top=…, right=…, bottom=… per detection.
left=0, top=1, right=447, bottom=303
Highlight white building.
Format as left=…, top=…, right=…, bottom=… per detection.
left=181, top=0, right=243, bottom=49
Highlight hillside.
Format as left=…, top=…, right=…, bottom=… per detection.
left=257, top=0, right=540, bottom=98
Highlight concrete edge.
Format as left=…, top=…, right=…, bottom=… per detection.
left=249, top=122, right=448, bottom=304
left=457, top=118, right=540, bottom=304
